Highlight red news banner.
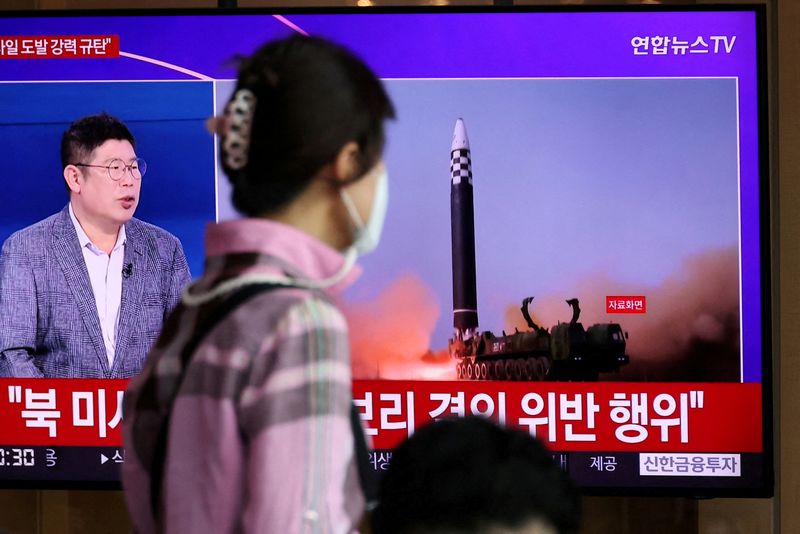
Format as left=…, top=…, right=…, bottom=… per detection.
left=606, top=295, right=646, bottom=314
left=0, top=379, right=761, bottom=453
left=0, top=36, right=119, bottom=58
left=354, top=381, right=762, bottom=452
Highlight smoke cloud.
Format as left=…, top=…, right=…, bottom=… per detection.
left=341, top=273, right=453, bottom=380
left=503, top=245, right=740, bottom=381
left=343, top=246, right=740, bottom=382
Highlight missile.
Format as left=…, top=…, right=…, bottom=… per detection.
left=450, top=118, right=479, bottom=342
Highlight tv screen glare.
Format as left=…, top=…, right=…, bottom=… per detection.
left=0, top=6, right=771, bottom=496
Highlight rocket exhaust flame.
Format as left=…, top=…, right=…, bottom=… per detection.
left=341, top=274, right=452, bottom=380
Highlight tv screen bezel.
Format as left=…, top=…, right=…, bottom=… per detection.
left=0, top=3, right=773, bottom=498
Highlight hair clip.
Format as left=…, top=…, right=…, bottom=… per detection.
left=223, top=88, right=257, bottom=171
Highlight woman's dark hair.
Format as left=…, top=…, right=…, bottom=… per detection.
left=221, top=35, right=395, bottom=217
left=373, top=417, right=582, bottom=534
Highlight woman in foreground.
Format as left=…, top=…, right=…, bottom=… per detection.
left=122, top=34, right=394, bottom=534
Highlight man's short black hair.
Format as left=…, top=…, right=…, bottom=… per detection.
left=373, top=417, right=582, bottom=534
left=60, top=112, right=135, bottom=169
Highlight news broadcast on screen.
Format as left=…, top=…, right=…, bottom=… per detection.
left=0, top=6, right=772, bottom=496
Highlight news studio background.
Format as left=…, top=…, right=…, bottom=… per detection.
left=0, top=8, right=770, bottom=495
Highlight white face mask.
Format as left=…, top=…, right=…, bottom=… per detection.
left=182, top=169, right=388, bottom=306
left=340, top=168, right=389, bottom=256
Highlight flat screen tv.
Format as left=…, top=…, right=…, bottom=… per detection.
left=0, top=5, right=772, bottom=497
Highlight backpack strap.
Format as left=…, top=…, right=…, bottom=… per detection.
left=351, top=403, right=378, bottom=509
left=144, top=282, right=377, bottom=524
left=148, top=282, right=284, bottom=522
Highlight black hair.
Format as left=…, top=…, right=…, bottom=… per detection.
left=221, top=34, right=395, bottom=217
left=60, top=112, right=135, bottom=169
left=373, top=417, right=582, bottom=534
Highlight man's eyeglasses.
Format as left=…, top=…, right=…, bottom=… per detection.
left=74, top=158, right=147, bottom=181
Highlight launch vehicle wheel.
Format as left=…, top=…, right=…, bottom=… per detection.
left=494, top=361, right=504, bottom=380
left=523, top=359, right=534, bottom=380
left=513, top=359, right=524, bottom=380
left=466, top=361, right=475, bottom=379
left=504, top=360, right=515, bottom=380
left=456, top=363, right=463, bottom=379
left=529, top=357, right=541, bottom=380
left=479, top=362, right=488, bottom=380
left=534, top=358, right=548, bottom=380
left=539, top=358, right=551, bottom=380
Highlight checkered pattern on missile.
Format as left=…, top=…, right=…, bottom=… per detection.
left=451, top=148, right=472, bottom=184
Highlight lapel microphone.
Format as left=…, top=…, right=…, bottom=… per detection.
left=122, top=263, right=133, bottom=279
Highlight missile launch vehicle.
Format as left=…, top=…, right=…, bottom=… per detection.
left=448, top=297, right=629, bottom=381
left=447, top=118, right=630, bottom=381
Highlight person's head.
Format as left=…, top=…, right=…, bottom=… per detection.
left=373, top=417, right=582, bottom=534
left=216, top=35, right=395, bottom=252
left=61, top=113, right=142, bottom=231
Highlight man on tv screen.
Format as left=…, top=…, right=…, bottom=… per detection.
left=0, top=113, right=191, bottom=378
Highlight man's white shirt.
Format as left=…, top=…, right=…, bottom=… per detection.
left=68, top=203, right=125, bottom=368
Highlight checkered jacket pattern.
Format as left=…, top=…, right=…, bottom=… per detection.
left=122, top=233, right=364, bottom=534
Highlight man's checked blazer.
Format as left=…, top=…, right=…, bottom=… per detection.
left=0, top=205, right=191, bottom=378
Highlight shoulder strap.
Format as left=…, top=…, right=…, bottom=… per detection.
left=351, top=403, right=378, bottom=507
left=147, top=282, right=377, bottom=524
left=149, top=282, right=282, bottom=522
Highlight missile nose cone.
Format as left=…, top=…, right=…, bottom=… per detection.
left=452, top=118, right=470, bottom=151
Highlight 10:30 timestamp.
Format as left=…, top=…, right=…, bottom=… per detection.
left=0, top=448, right=34, bottom=467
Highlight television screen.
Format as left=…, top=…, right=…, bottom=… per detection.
left=0, top=5, right=771, bottom=496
